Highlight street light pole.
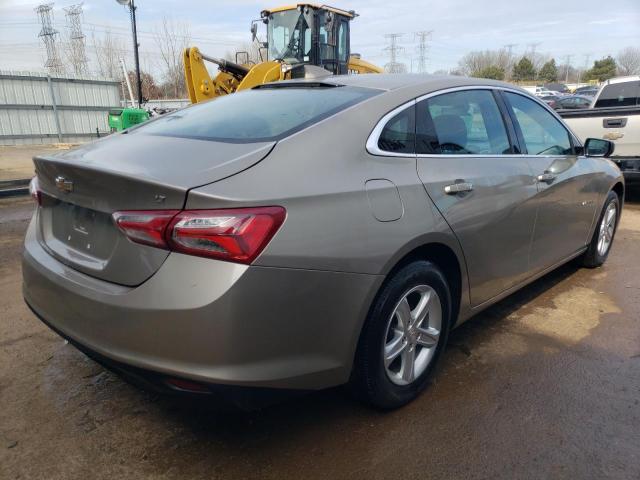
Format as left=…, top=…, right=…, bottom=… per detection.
left=129, top=0, right=142, bottom=108
left=116, top=0, right=143, bottom=108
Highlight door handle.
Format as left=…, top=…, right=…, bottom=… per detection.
left=536, top=172, right=556, bottom=184
left=603, top=118, right=627, bottom=128
left=444, top=182, right=473, bottom=194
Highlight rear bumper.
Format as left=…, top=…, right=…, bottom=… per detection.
left=22, top=216, right=381, bottom=391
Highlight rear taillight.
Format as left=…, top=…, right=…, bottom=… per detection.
left=29, top=176, right=41, bottom=205
left=112, top=207, right=286, bottom=264
left=112, top=210, right=180, bottom=248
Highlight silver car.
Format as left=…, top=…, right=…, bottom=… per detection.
left=23, top=75, right=623, bottom=409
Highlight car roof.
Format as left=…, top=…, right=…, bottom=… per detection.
left=604, top=75, right=640, bottom=85
left=274, top=73, right=525, bottom=94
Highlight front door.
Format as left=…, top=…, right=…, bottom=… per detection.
left=500, top=91, right=598, bottom=271
left=415, top=88, right=539, bottom=307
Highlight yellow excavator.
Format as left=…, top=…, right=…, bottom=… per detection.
left=183, top=4, right=383, bottom=104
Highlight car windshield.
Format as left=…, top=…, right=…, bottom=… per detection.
left=136, top=86, right=378, bottom=143
left=268, top=10, right=311, bottom=63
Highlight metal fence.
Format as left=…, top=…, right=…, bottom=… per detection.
left=0, top=71, right=120, bottom=146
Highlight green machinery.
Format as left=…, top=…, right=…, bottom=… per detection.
left=108, top=108, right=149, bottom=132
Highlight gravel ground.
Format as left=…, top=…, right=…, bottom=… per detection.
left=1, top=194, right=639, bottom=480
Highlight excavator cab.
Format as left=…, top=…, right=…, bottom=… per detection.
left=259, top=4, right=354, bottom=75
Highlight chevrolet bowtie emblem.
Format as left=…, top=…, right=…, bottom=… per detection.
left=55, top=175, right=73, bottom=193
left=603, top=132, right=623, bottom=141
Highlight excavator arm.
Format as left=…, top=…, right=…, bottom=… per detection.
left=183, top=46, right=284, bottom=104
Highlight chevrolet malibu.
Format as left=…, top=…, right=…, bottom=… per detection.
left=23, top=75, right=623, bottom=409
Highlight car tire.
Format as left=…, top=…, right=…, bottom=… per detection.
left=581, top=190, right=620, bottom=268
left=350, top=260, right=452, bottom=409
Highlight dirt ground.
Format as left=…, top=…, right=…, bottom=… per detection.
left=0, top=145, right=76, bottom=182
left=1, top=194, right=639, bottom=480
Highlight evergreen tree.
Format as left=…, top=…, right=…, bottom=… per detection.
left=511, top=57, right=536, bottom=81
left=584, top=56, right=618, bottom=82
left=538, top=59, right=558, bottom=83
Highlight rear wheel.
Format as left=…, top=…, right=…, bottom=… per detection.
left=350, top=261, right=451, bottom=409
left=581, top=190, right=620, bottom=268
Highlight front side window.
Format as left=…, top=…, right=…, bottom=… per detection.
left=504, top=92, right=572, bottom=155
left=268, top=10, right=311, bottom=62
left=416, top=89, right=511, bottom=155
left=377, top=105, right=415, bottom=154
left=138, top=86, right=378, bottom=143
left=594, top=82, right=640, bottom=108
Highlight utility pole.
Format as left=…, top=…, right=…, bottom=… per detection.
left=580, top=53, right=592, bottom=82
left=383, top=33, right=406, bottom=73
left=35, top=3, right=64, bottom=75
left=414, top=30, right=433, bottom=74
left=64, top=3, right=88, bottom=75
left=564, top=54, right=573, bottom=83
left=116, top=0, right=142, bottom=108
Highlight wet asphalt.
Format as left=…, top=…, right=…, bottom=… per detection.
left=1, top=194, right=639, bottom=479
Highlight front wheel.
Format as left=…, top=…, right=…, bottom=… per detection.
left=350, top=261, right=452, bottom=409
left=581, top=190, right=620, bottom=268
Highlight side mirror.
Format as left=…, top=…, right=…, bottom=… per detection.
left=250, top=22, right=258, bottom=42
left=584, top=138, right=615, bottom=158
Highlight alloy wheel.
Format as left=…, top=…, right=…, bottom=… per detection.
left=383, top=285, right=442, bottom=386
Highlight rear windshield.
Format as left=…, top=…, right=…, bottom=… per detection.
left=594, top=82, right=640, bottom=108
left=136, top=86, right=378, bottom=142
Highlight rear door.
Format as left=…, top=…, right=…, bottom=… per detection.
left=501, top=91, right=598, bottom=271
left=414, top=88, right=539, bottom=306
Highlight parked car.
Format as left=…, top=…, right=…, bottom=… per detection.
left=560, top=76, right=640, bottom=186
left=555, top=95, right=593, bottom=110
left=23, top=75, right=624, bottom=410
left=544, top=82, right=570, bottom=94
left=574, top=85, right=599, bottom=97
left=539, top=94, right=561, bottom=108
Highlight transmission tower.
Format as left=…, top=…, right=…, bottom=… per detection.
left=414, top=31, right=433, bottom=73
left=383, top=33, right=406, bottom=73
left=526, top=42, right=541, bottom=58
left=35, top=3, right=64, bottom=75
left=564, top=54, right=574, bottom=82
left=64, top=3, right=88, bottom=75
left=503, top=43, right=517, bottom=58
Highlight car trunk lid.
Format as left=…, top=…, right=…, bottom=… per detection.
left=33, top=133, right=274, bottom=286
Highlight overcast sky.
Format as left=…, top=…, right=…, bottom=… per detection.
left=1, top=0, right=638, bottom=76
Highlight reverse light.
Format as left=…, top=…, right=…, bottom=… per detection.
left=112, top=207, right=286, bottom=264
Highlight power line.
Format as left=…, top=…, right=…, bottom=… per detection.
left=35, top=3, right=64, bottom=74
left=414, top=30, right=432, bottom=73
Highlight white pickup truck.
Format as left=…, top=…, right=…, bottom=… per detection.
left=559, top=76, right=640, bottom=187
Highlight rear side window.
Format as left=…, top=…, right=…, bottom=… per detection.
left=377, top=106, right=415, bottom=153
left=594, top=82, right=640, bottom=108
left=504, top=92, right=572, bottom=155
left=137, top=86, right=378, bottom=142
left=416, top=89, right=511, bottom=155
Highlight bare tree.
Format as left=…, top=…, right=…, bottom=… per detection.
left=224, top=41, right=266, bottom=65
left=617, top=46, right=640, bottom=76
left=458, top=49, right=512, bottom=78
left=154, top=17, right=191, bottom=98
left=92, top=29, right=124, bottom=80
